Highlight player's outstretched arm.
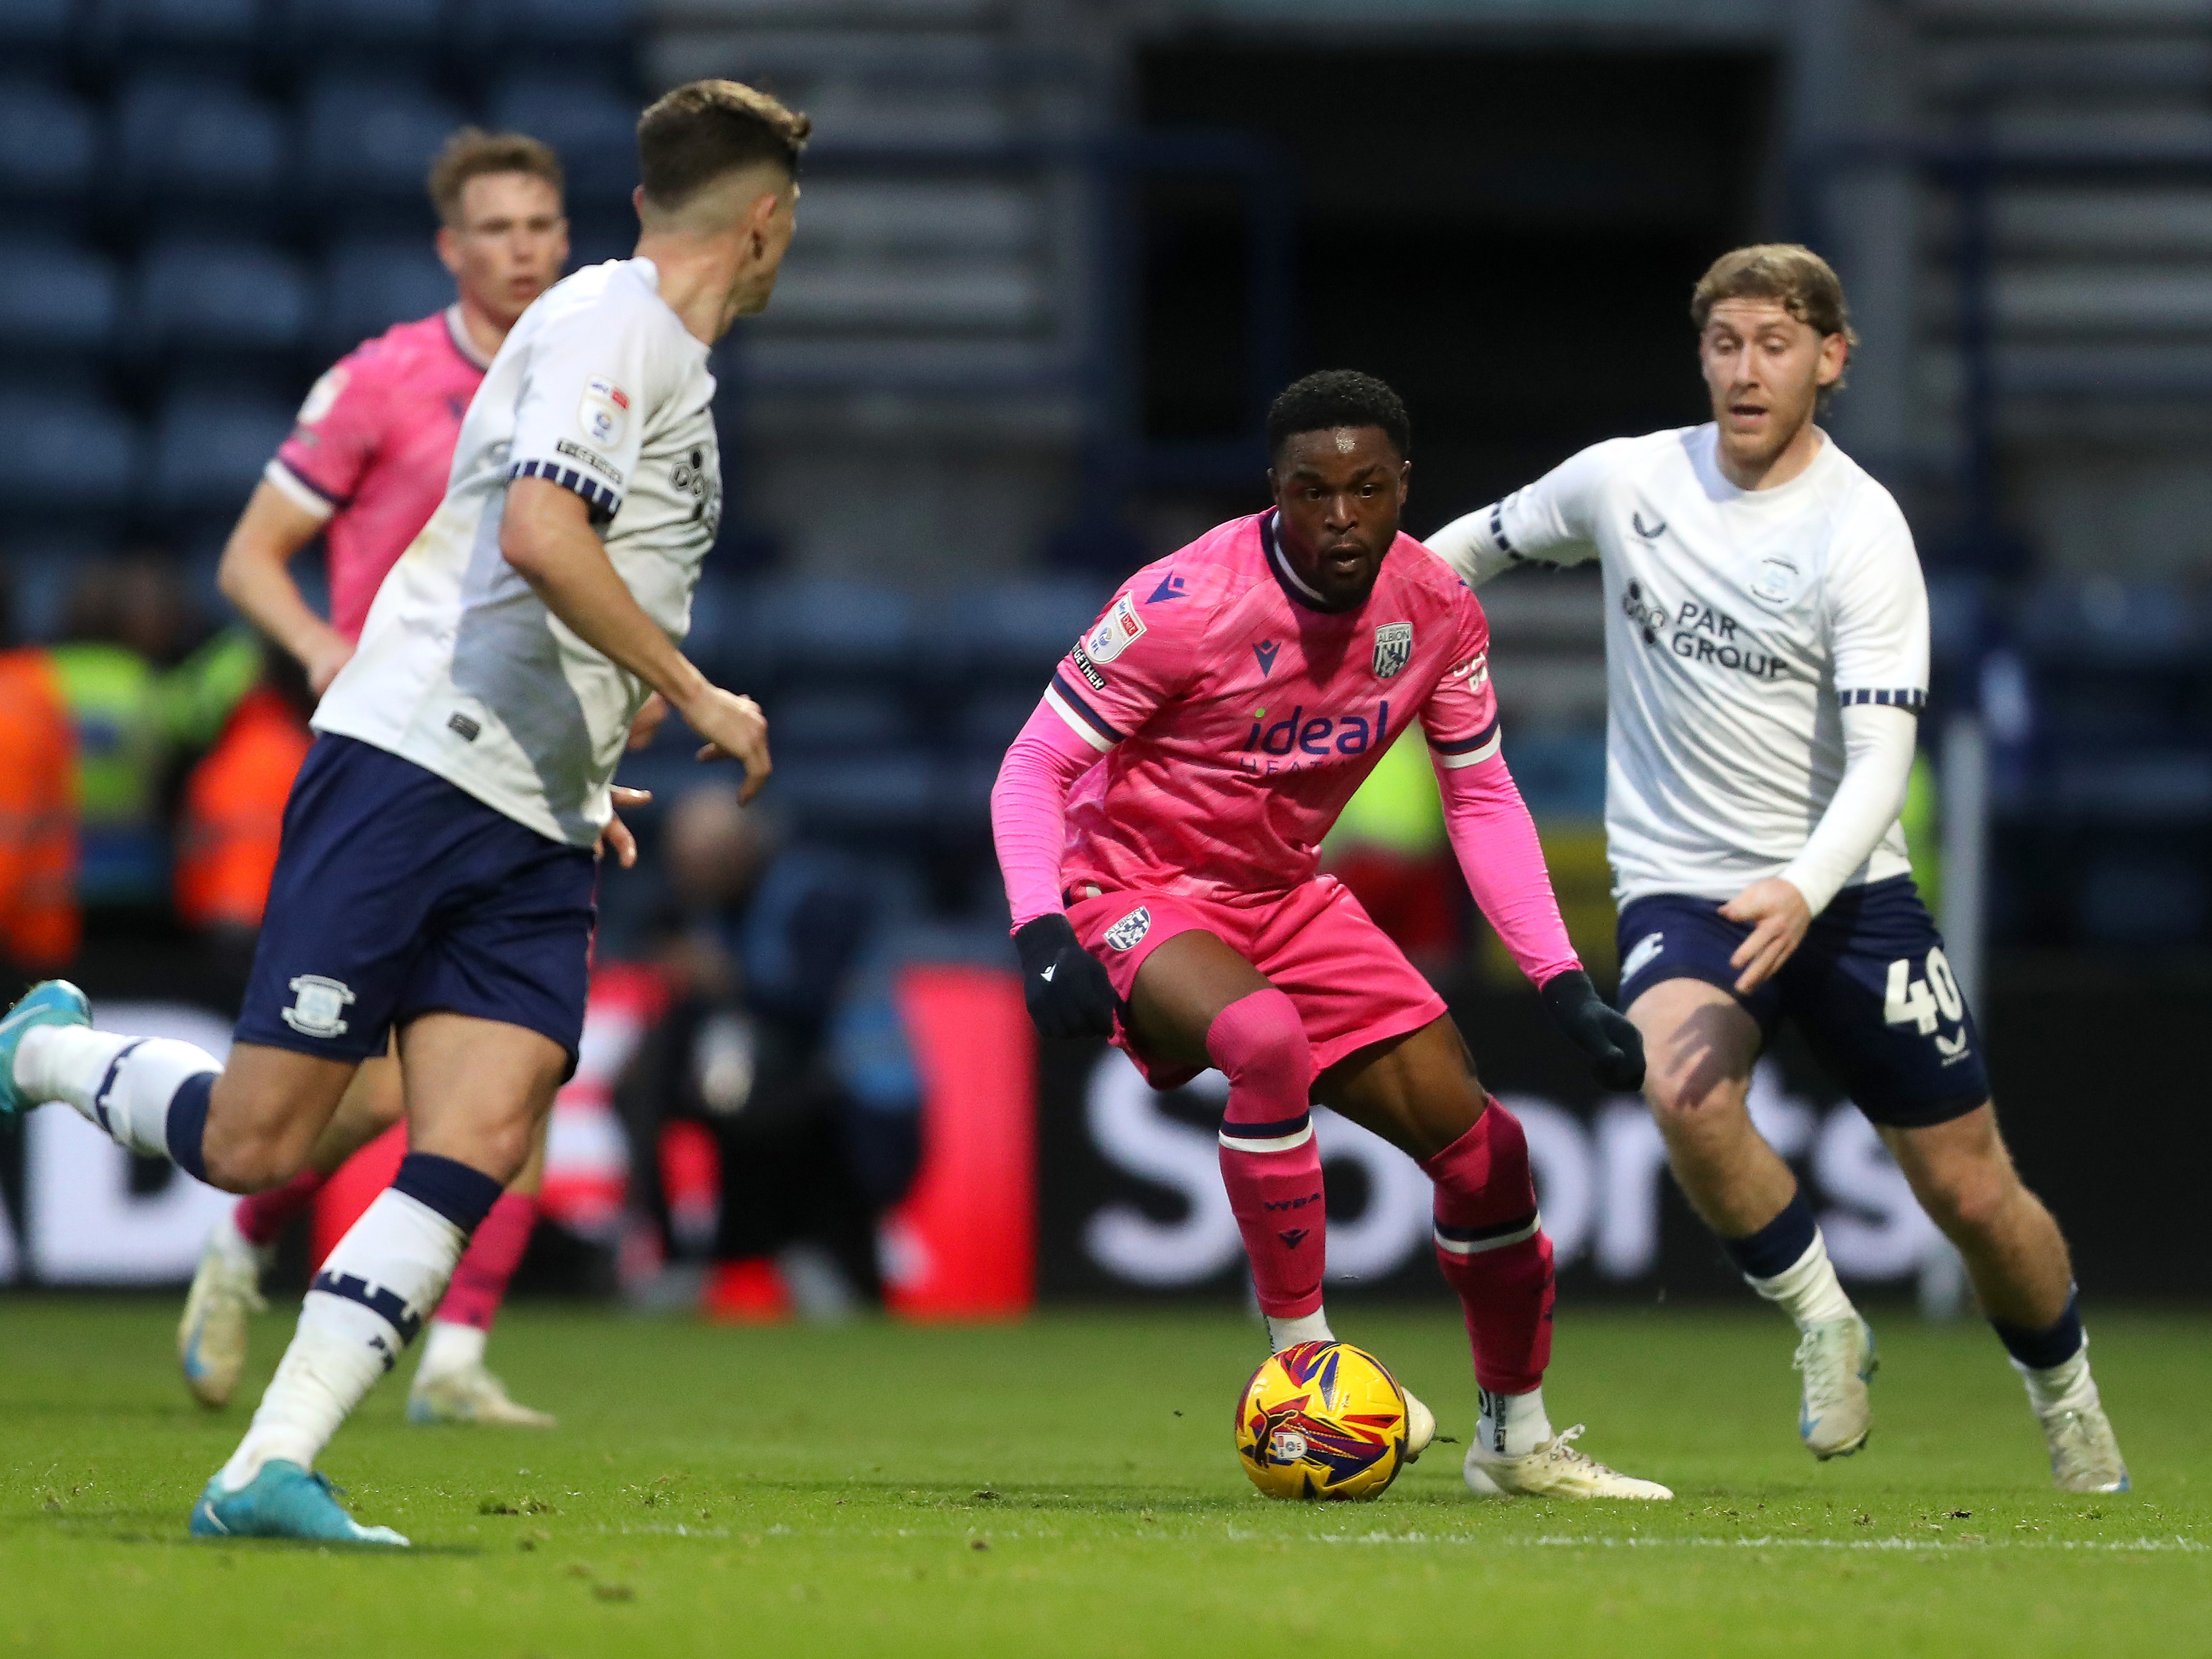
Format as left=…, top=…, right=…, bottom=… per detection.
left=1433, top=747, right=1644, bottom=1091
left=991, top=699, right=1116, bottom=1039
left=1423, top=505, right=1523, bottom=589
left=1424, top=438, right=1635, bottom=589
left=500, top=476, right=772, bottom=800
left=217, top=480, right=357, bottom=694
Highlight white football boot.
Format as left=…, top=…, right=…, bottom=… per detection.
left=407, top=1364, right=556, bottom=1428
left=2042, top=1404, right=2130, bottom=1493
left=1794, top=1315, right=1877, bottom=1459
left=1401, top=1387, right=1437, bottom=1463
left=1465, top=1426, right=1673, bottom=1499
left=176, top=1217, right=270, bottom=1409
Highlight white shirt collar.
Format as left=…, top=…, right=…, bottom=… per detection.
left=444, top=304, right=494, bottom=370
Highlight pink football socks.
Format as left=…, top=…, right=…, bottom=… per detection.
left=1208, top=988, right=1325, bottom=1320
left=1421, top=1102, right=1555, bottom=1396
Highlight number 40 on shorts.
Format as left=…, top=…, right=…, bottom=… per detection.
left=1883, top=947, right=1966, bottom=1041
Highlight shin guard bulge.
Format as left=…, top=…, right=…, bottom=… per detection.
left=1421, top=1102, right=1555, bottom=1395
left=221, top=1153, right=500, bottom=1487
left=1209, top=988, right=1324, bottom=1320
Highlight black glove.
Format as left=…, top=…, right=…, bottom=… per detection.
left=1013, top=914, right=1118, bottom=1039
left=1541, top=969, right=1646, bottom=1092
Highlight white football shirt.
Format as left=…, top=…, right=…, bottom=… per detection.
left=314, top=258, right=722, bottom=847
left=1428, top=423, right=1928, bottom=907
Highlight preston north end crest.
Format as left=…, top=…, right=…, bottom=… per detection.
left=1371, top=622, right=1414, bottom=679
left=281, top=974, right=356, bottom=1039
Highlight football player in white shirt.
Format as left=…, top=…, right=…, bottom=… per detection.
left=1426, top=244, right=2127, bottom=1494
left=0, top=79, right=806, bottom=1544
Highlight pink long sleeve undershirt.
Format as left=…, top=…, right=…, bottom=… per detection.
left=1433, top=752, right=1582, bottom=988
left=990, top=700, right=1101, bottom=929
left=989, top=699, right=1581, bottom=988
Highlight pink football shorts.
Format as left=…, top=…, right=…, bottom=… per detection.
left=1065, top=875, right=1449, bottom=1090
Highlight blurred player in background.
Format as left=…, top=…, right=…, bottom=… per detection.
left=0, top=78, right=800, bottom=1543
left=175, top=128, right=577, bottom=1431
left=0, top=582, right=77, bottom=977
left=995, top=370, right=1670, bottom=1501
left=1427, top=244, right=2127, bottom=1492
left=616, top=785, right=922, bottom=1311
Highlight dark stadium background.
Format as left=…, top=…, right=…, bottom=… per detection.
left=2, top=0, right=2207, bottom=1305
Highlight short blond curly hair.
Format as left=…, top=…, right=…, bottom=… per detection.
left=1691, top=243, right=1859, bottom=347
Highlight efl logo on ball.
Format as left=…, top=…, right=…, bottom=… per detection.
left=1234, top=1341, right=1410, bottom=1502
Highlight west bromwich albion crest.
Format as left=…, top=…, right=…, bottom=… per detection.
left=1372, top=622, right=1414, bottom=679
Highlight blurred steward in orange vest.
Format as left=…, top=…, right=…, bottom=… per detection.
left=0, top=625, right=78, bottom=973
left=173, top=647, right=313, bottom=980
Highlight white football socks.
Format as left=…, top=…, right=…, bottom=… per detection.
left=1266, top=1309, right=1335, bottom=1352
left=1477, top=1385, right=1554, bottom=1458
left=2017, top=1336, right=2100, bottom=1420
left=210, top=1205, right=276, bottom=1276
left=1746, top=1231, right=1857, bottom=1331
left=15, top=1026, right=220, bottom=1160
left=221, top=1188, right=466, bottom=1491
left=415, top=1319, right=486, bottom=1383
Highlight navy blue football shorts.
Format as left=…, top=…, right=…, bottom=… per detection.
left=236, top=734, right=597, bottom=1078
left=1615, top=875, right=1990, bottom=1128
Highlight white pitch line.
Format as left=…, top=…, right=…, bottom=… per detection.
left=1305, top=1530, right=2207, bottom=1554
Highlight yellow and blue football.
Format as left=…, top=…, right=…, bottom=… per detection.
left=1233, top=1340, right=1410, bottom=1501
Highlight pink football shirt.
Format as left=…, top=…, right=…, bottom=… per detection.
left=265, top=307, right=492, bottom=642
left=1046, top=510, right=1500, bottom=905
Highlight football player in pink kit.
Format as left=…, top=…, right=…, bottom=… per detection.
left=993, top=372, right=1670, bottom=1499
left=178, top=129, right=588, bottom=1428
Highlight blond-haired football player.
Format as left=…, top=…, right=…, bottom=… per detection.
left=0, top=79, right=805, bottom=1543
left=1426, top=244, right=2126, bottom=1493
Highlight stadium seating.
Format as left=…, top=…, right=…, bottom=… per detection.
left=278, top=0, right=448, bottom=73
left=320, top=237, right=455, bottom=358
left=3, top=388, right=139, bottom=524
left=113, top=75, right=287, bottom=229
left=89, top=0, right=267, bottom=74
left=0, top=80, right=97, bottom=231
left=0, top=0, right=74, bottom=71
left=485, top=74, right=641, bottom=212
left=740, top=580, right=921, bottom=683
left=301, top=75, right=470, bottom=224
left=458, top=0, right=638, bottom=70
left=147, top=391, right=298, bottom=523
left=135, top=239, right=312, bottom=362
left=0, top=241, right=119, bottom=374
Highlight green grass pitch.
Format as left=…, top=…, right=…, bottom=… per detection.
left=2, top=1298, right=2207, bottom=1658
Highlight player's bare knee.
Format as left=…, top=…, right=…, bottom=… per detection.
left=1644, top=1067, right=1733, bottom=1134
left=1919, top=1158, right=2012, bottom=1241
left=201, top=1123, right=312, bottom=1194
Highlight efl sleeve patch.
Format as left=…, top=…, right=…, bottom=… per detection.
left=1079, top=592, right=1146, bottom=664
left=295, top=366, right=350, bottom=427
left=577, top=376, right=631, bottom=448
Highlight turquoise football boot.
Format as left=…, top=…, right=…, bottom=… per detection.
left=189, top=1462, right=409, bottom=1546
left=0, top=979, right=89, bottom=1119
